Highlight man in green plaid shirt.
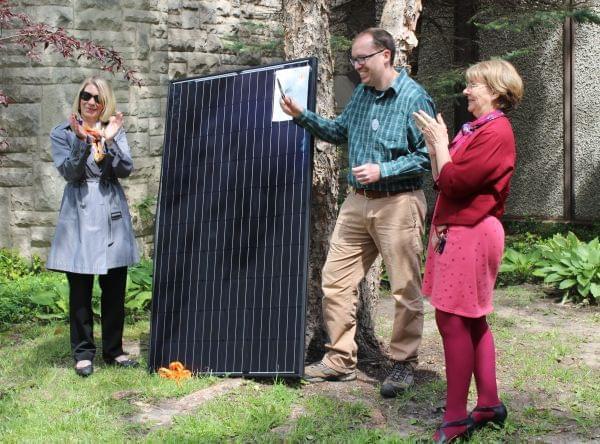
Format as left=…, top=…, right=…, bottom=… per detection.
left=281, top=28, right=435, bottom=398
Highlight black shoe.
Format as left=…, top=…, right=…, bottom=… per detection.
left=469, top=402, right=507, bottom=430
left=433, top=417, right=475, bottom=443
left=75, top=362, right=93, bottom=377
left=380, top=361, right=415, bottom=398
left=105, top=357, right=139, bottom=368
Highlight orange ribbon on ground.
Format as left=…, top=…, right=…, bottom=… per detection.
left=158, top=361, right=192, bottom=385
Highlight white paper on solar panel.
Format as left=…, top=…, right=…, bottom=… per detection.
left=271, top=65, right=310, bottom=122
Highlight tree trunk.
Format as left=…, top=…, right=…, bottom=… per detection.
left=282, top=0, right=339, bottom=360
left=379, top=0, right=423, bottom=67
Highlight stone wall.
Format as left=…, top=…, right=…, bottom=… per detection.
left=0, top=0, right=284, bottom=259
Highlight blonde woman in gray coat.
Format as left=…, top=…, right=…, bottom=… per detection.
left=47, top=76, right=140, bottom=377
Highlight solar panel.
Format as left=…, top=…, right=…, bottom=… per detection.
left=148, top=58, right=317, bottom=377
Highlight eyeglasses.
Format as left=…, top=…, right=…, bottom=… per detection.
left=348, top=49, right=386, bottom=66
left=80, top=91, right=101, bottom=104
left=465, top=82, right=487, bottom=90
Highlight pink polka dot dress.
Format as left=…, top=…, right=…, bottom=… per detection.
left=422, top=216, right=505, bottom=318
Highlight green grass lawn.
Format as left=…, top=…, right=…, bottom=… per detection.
left=0, top=285, right=598, bottom=443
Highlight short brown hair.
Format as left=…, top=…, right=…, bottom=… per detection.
left=466, top=59, right=524, bottom=112
left=355, top=28, right=396, bottom=66
left=72, top=76, right=116, bottom=124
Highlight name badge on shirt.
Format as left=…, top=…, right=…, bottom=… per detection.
left=371, top=118, right=379, bottom=131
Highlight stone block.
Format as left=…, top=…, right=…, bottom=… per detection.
left=0, top=85, right=42, bottom=104
left=74, top=8, right=124, bottom=31
left=124, top=116, right=140, bottom=133
left=148, top=117, right=165, bottom=136
left=28, top=5, right=73, bottom=28
left=149, top=134, right=165, bottom=156
left=168, top=31, right=200, bottom=51
left=204, top=33, right=223, bottom=52
left=138, top=84, right=165, bottom=99
left=31, top=226, right=56, bottom=248
left=136, top=25, right=151, bottom=59
left=0, top=152, right=32, bottom=168
left=0, top=104, right=40, bottom=137
left=188, top=53, right=221, bottom=75
left=122, top=0, right=152, bottom=8
left=0, top=136, right=36, bottom=154
left=13, top=210, right=56, bottom=227
left=0, top=168, right=32, bottom=188
left=10, top=186, right=34, bottom=211
left=135, top=98, right=162, bottom=118
left=19, top=0, right=71, bottom=5
left=75, top=0, right=121, bottom=9
left=168, top=63, right=189, bottom=80
left=124, top=8, right=160, bottom=24
left=33, top=162, right=63, bottom=212
left=88, top=30, right=136, bottom=47
left=127, top=132, right=150, bottom=156
left=181, top=8, right=200, bottom=29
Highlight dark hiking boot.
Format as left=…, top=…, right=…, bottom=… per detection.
left=303, top=361, right=357, bottom=382
left=380, top=361, right=415, bottom=398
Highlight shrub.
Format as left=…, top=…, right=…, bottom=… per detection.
left=532, top=233, right=600, bottom=304
left=0, top=248, right=43, bottom=281
left=126, top=258, right=153, bottom=319
left=0, top=251, right=155, bottom=328
left=498, top=248, right=540, bottom=286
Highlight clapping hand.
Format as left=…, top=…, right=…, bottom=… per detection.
left=104, top=112, right=124, bottom=143
left=412, top=111, right=449, bottom=156
left=69, top=113, right=86, bottom=140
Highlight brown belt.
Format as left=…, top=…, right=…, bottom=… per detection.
left=354, top=188, right=406, bottom=199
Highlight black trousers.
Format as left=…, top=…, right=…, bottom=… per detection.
left=66, top=267, right=127, bottom=362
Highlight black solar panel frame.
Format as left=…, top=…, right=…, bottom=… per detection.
left=148, top=58, right=318, bottom=378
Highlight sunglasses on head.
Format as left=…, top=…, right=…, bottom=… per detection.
left=80, top=91, right=101, bottom=104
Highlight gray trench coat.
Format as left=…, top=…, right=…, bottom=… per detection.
left=46, top=121, right=140, bottom=274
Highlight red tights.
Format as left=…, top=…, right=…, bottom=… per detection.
left=435, top=309, right=501, bottom=424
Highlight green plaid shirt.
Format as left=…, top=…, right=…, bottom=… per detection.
left=296, top=69, right=435, bottom=192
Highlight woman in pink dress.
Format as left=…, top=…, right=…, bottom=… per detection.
left=413, top=59, right=523, bottom=443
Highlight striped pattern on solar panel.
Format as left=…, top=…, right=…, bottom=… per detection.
left=149, top=60, right=314, bottom=376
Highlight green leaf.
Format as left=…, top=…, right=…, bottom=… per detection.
left=558, top=279, right=577, bottom=289
left=590, top=283, right=600, bottom=299
left=544, top=273, right=562, bottom=283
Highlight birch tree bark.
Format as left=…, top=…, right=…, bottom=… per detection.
left=282, top=0, right=339, bottom=359
left=379, top=0, right=423, bottom=67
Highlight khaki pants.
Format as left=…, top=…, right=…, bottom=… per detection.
left=321, top=190, right=426, bottom=372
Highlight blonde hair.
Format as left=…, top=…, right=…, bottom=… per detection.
left=71, top=76, right=116, bottom=123
left=466, top=59, right=524, bottom=112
